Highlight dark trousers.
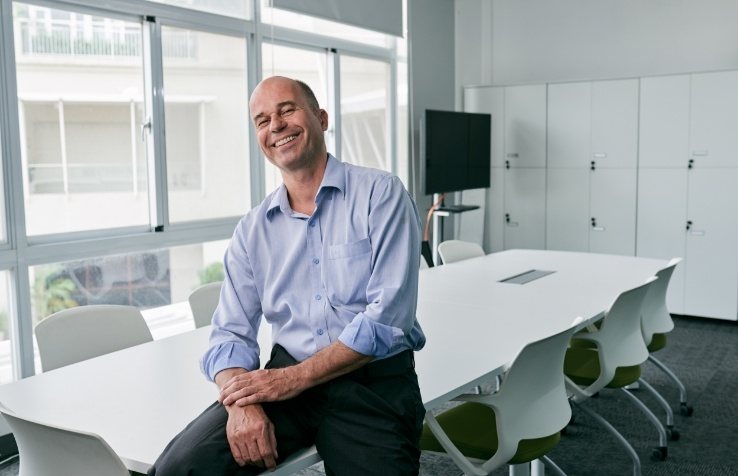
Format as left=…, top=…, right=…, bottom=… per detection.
left=148, top=346, right=425, bottom=476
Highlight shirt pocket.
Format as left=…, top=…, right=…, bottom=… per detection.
left=324, top=238, right=372, bottom=306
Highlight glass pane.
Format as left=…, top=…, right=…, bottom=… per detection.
left=0, top=117, right=6, bottom=242
left=261, top=0, right=391, bottom=47
left=261, top=43, right=328, bottom=193
left=30, top=239, right=229, bottom=371
left=148, top=0, right=250, bottom=19
left=0, top=271, right=13, bottom=384
left=162, top=27, right=251, bottom=222
left=14, top=3, right=150, bottom=236
left=340, top=56, right=390, bottom=171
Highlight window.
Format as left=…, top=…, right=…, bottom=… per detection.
left=0, top=272, right=12, bottom=384
left=340, top=55, right=390, bottom=171
left=149, top=0, right=251, bottom=19
left=15, top=3, right=150, bottom=236
left=162, top=26, right=250, bottom=223
left=29, top=239, right=229, bottom=371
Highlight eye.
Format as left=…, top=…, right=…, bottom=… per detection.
left=280, top=106, right=296, bottom=117
left=256, top=118, right=269, bottom=129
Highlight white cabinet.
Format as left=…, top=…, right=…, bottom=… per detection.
left=545, top=79, right=638, bottom=255
left=637, top=70, right=738, bottom=321
left=503, top=85, right=547, bottom=168
left=464, top=85, right=546, bottom=251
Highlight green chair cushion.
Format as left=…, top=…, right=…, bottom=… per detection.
left=564, top=347, right=641, bottom=388
left=647, top=333, right=667, bottom=353
left=420, top=402, right=561, bottom=465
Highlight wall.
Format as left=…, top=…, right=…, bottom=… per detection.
left=456, top=0, right=738, bottom=87
left=408, top=0, right=456, bottom=244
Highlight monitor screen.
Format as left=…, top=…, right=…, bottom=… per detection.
left=424, top=109, right=491, bottom=195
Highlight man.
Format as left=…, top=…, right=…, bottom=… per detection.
left=149, top=76, right=426, bottom=476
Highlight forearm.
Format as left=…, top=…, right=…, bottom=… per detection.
left=215, top=367, right=248, bottom=391
left=292, top=340, right=373, bottom=390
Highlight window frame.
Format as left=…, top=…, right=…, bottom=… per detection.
left=0, top=0, right=405, bottom=379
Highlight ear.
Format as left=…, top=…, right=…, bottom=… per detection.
left=318, top=109, right=329, bottom=131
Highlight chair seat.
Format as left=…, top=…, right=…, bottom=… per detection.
left=647, top=333, right=667, bottom=353
left=564, top=347, right=641, bottom=388
left=420, top=402, right=561, bottom=464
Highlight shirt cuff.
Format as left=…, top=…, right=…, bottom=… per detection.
left=338, top=314, right=406, bottom=357
left=200, top=342, right=260, bottom=382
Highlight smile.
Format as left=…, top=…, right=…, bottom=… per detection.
left=275, top=135, right=298, bottom=147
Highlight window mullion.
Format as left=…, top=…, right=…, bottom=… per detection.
left=248, top=1, right=265, bottom=205
left=143, top=17, right=169, bottom=231
left=327, top=49, right=340, bottom=159
left=0, top=0, right=35, bottom=378
left=389, top=57, right=398, bottom=175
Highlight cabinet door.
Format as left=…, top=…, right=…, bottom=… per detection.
left=684, top=168, right=738, bottom=320
left=546, top=168, right=589, bottom=251
left=504, top=85, right=546, bottom=168
left=639, top=75, right=690, bottom=168
left=636, top=168, right=688, bottom=314
left=690, top=71, right=738, bottom=168
left=484, top=167, right=505, bottom=252
left=503, top=168, right=546, bottom=249
left=547, top=82, right=590, bottom=168
left=589, top=168, right=637, bottom=255
left=591, top=79, right=639, bottom=169
left=464, top=86, right=505, bottom=168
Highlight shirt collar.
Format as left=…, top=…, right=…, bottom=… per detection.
left=265, top=154, right=345, bottom=219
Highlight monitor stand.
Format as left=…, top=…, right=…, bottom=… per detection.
left=431, top=193, right=482, bottom=265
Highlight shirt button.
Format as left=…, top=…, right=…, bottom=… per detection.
left=314, top=294, right=321, bottom=301
left=312, top=257, right=320, bottom=265
left=317, top=329, right=324, bottom=336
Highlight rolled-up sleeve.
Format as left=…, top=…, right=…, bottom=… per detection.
left=338, top=176, right=422, bottom=357
left=200, top=219, right=263, bottom=381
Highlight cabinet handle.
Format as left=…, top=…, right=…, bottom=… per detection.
left=689, top=230, right=705, bottom=236
left=688, top=159, right=694, bottom=170
left=691, top=150, right=708, bottom=157
left=590, top=160, right=596, bottom=171
left=592, top=152, right=607, bottom=159
left=506, top=153, right=519, bottom=158
left=686, top=220, right=692, bottom=231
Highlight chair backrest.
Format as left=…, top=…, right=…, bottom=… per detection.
left=0, top=403, right=130, bottom=476
left=641, top=258, right=681, bottom=345
left=35, top=305, right=153, bottom=372
left=452, top=321, right=580, bottom=473
left=570, top=277, right=658, bottom=397
left=437, top=240, right=485, bottom=264
left=188, top=281, right=223, bottom=328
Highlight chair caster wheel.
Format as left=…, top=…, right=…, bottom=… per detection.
left=667, top=428, right=680, bottom=441
left=651, top=446, right=667, bottom=461
left=680, top=403, right=694, bottom=416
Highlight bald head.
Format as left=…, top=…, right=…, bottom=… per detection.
left=250, top=76, right=320, bottom=113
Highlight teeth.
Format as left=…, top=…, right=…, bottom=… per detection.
left=275, top=135, right=297, bottom=147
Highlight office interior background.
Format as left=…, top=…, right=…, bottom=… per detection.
left=0, top=0, right=737, bottom=450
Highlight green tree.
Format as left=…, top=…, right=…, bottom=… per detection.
left=32, top=265, right=79, bottom=321
left=198, top=262, right=224, bottom=286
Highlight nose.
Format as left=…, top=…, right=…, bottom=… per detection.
left=270, top=112, right=287, bottom=132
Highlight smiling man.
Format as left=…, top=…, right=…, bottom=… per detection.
left=148, top=76, right=426, bottom=476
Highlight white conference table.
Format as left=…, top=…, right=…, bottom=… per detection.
left=0, top=249, right=670, bottom=474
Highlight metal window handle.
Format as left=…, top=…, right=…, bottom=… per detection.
left=141, top=119, right=152, bottom=142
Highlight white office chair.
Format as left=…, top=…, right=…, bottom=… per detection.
left=188, top=281, right=223, bottom=328
left=35, top=304, right=153, bottom=372
left=565, top=277, right=668, bottom=475
left=421, top=322, right=580, bottom=476
left=0, top=402, right=130, bottom=476
left=640, top=258, right=693, bottom=416
left=437, top=240, right=485, bottom=265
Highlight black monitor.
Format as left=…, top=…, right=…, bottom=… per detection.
left=424, top=109, right=491, bottom=195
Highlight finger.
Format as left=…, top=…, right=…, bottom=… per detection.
left=227, top=435, right=246, bottom=467
left=257, top=431, right=277, bottom=470
left=270, top=423, right=279, bottom=460
left=223, top=386, right=258, bottom=406
left=234, top=393, right=265, bottom=407
left=245, top=438, right=263, bottom=468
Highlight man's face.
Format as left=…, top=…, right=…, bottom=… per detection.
left=249, top=77, right=328, bottom=173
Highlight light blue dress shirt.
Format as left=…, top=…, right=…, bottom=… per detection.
left=201, top=155, right=426, bottom=381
